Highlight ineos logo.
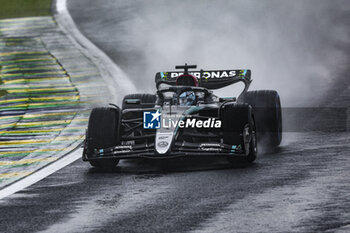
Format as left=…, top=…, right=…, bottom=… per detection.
left=157, top=141, right=169, bottom=148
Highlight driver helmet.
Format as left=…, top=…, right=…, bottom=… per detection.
left=176, top=74, right=198, bottom=87
left=179, top=91, right=196, bottom=106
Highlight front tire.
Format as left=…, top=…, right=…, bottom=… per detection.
left=246, top=116, right=258, bottom=162
left=85, top=107, right=120, bottom=168
left=220, top=103, right=257, bottom=163
left=89, top=159, right=119, bottom=169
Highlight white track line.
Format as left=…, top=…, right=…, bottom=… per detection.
left=0, top=148, right=82, bottom=200
left=55, top=0, right=137, bottom=103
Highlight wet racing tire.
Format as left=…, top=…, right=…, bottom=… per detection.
left=89, top=159, right=119, bottom=169
left=246, top=115, right=258, bottom=162
left=86, top=107, right=120, bottom=168
left=239, top=90, right=282, bottom=148
left=221, top=103, right=258, bottom=163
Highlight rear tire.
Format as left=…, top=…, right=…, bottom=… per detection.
left=239, top=90, right=282, bottom=148
left=122, top=94, right=156, bottom=109
left=85, top=107, right=120, bottom=168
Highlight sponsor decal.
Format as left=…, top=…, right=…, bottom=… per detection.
left=199, top=143, right=222, bottom=152
left=200, top=143, right=221, bottom=147
left=144, top=111, right=221, bottom=129
left=160, top=72, right=169, bottom=80
left=114, top=146, right=132, bottom=151
left=163, top=117, right=221, bottom=129
left=143, top=110, right=161, bottom=129
left=155, top=132, right=173, bottom=154
left=157, top=141, right=169, bottom=148
left=97, top=146, right=132, bottom=155
left=200, top=148, right=222, bottom=152
left=169, top=71, right=237, bottom=79
left=238, top=69, right=248, bottom=79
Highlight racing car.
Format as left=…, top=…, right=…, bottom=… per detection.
left=83, top=64, right=282, bottom=168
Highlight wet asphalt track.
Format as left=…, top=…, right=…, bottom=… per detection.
left=1, top=131, right=350, bottom=233
left=1, top=1, right=350, bottom=232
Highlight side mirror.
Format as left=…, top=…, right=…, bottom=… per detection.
left=124, top=99, right=141, bottom=105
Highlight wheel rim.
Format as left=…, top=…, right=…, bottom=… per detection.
left=246, top=120, right=257, bottom=157
left=251, top=123, right=257, bottom=155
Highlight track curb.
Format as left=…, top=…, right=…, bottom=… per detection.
left=0, top=0, right=136, bottom=199
left=53, top=0, right=137, bottom=104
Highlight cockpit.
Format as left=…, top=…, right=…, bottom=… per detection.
left=156, top=66, right=216, bottom=106
left=157, top=87, right=212, bottom=106
left=178, top=91, right=196, bottom=106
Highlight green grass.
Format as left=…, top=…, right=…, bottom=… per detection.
left=0, top=90, right=7, bottom=97
left=0, top=0, right=52, bottom=96
left=0, top=0, right=52, bottom=19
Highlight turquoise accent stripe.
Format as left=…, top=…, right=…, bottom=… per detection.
left=231, top=145, right=237, bottom=153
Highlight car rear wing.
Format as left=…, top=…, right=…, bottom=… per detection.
left=155, top=69, right=252, bottom=90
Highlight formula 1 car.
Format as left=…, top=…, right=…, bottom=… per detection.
left=83, top=64, right=282, bottom=168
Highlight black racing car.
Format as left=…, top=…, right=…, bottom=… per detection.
left=83, top=64, right=282, bottom=168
